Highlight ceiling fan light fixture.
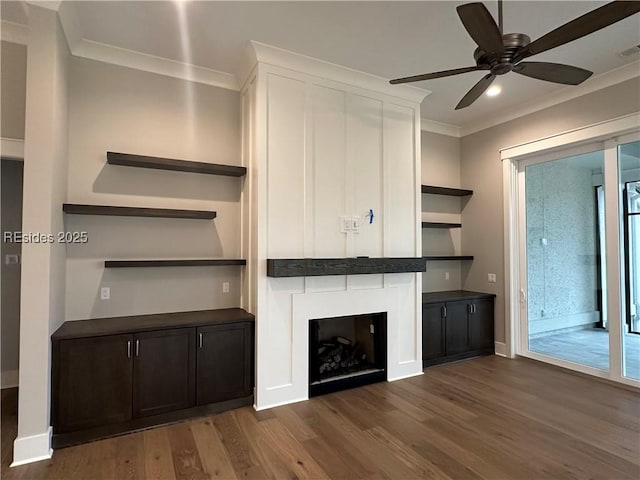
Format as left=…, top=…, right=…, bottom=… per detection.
left=388, top=1, right=640, bottom=110
left=486, top=85, right=502, bottom=97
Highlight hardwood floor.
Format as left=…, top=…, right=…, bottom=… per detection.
left=2, top=356, right=639, bottom=479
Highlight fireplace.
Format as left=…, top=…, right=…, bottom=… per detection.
left=308, top=312, right=387, bottom=397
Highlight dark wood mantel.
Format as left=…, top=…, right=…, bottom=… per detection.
left=266, top=257, right=425, bottom=277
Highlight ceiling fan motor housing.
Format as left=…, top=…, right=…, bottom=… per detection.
left=474, top=33, right=531, bottom=75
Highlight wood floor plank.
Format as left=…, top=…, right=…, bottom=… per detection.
left=114, top=432, right=146, bottom=480
left=143, top=426, right=178, bottom=480
left=272, top=403, right=318, bottom=442
left=428, top=360, right=640, bottom=464
left=212, top=411, right=269, bottom=479
left=364, top=426, right=455, bottom=480
left=259, top=417, right=330, bottom=479
left=293, top=400, right=380, bottom=479
left=190, top=418, right=238, bottom=480
left=166, top=422, right=208, bottom=480
left=232, top=407, right=299, bottom=479
left=310, top=395, right=432, bottom=480
left=2, top=356, right=638, bottom=480
left=300, top=435, right=364, bottom=480
left=365, top=383, right=434, bottom=422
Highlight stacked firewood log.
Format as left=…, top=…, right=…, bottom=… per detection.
left=317, top=336, right=367, bottom=376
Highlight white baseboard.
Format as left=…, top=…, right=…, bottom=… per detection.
left=1, top=369, right=19, bottom=389
left=494, top=341, right=508, bottom=357
left=10, top=427, right=53, bottom=467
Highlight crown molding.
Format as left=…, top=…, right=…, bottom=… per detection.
left=57, top=0, right=83, bottom=51
left=1, top=137, right=25, bottom=160
left=461, top=60, right=640, bottom=137
left=249, top=41, right=429, bottom=105
left=420, top=118, right=461, bottom=137
left=72, top=39, right=239, bottom=91
left=1, top=20, right=28, bottom=45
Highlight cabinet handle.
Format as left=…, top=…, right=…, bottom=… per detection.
left=135, top=339, right=140, bottom=357
left=127, top=340, right=131, bottom=358
left=467, top=304, right=472, bottom=314
left=199, top=332, right=203, bottom=349
left=442, top=306, right=447, bottom=318
left=473, top=304, right=476, bottom=314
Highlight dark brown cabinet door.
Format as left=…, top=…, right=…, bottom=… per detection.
left=196, top=322, right=253, bottom=405
left=422, top=303, right=445, bottom=360
left=470, top=298, right=494, bottom=350
left=54, top=334, right=133, bottom=433
left=132, top=328, right=195, bottom=418
left=445, top=301, right=471, bottom=355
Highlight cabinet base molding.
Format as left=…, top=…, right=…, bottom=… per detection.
left=52, top=394, right=253, bottom=449
left=422, top=349, right=494, bottom=368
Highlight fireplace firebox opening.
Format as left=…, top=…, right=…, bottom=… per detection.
left=308, top=312, right=387, bottom=397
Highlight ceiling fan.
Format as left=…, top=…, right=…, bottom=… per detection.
left=389, top=1, right=640, bottom=110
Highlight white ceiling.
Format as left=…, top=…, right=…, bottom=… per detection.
left=3, top=1, right=640, bottom=129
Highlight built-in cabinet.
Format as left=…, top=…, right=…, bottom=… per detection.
left=422, top=291, right=494, bottom=366
left=420, top=183, right=494, bottom=365
left=51, top=309, right=254, bottom=447
left=53, top=152, right=254, bottom=447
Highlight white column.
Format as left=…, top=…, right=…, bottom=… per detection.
left=13, top=5, right=69, bottom=466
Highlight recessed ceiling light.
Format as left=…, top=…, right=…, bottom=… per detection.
left=486, top=85, right=502, bottom=97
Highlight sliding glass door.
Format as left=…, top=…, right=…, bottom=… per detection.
left=619, top=139, right=640, bottom=380
left=517, top=133, right=640, bottom=385
left=522, top=149, right=608, bottom=371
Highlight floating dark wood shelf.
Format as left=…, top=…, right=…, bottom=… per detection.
left=422, top=222, right=462, bottom=229
left=104, top=259, right=246, bottom=268
left=423, top=255, right=474, bottom=261
left=267, top=257, right=425, bottom=277
left=63, top=204, right=216, bottom=220
left=421, top=185, right=473, bottom=196
left=107, top=152, right=246, bottom=177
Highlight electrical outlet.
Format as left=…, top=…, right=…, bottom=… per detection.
left=222, top=281, right=230, bottom=293
left=488, top=273, right=497, bottom=283
left=5, top=254, right=19, bottom=265
left=101, top=287, right=110, bottom=300
left=445, top=271, right=450, bottom=280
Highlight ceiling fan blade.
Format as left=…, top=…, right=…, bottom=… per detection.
left=513, top=62, right=593, bottom=85
left=519, top=1, right=640, bottom=59
left=455, top=73, right=496, bottom=110
left=457, top=3, right=504, bottom=55
left=390, top=66, right=485, bottom=84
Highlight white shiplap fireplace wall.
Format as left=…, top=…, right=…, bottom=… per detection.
left=241, top=42, right=429, bottom=409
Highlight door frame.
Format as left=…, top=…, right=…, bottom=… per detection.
left=501, top=112, right=640, bottom=387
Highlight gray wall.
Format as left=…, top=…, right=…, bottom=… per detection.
left=1, top=41, right=27, bottom=140
left=1, top=159, right=23, bottom=385
left=526, top=156, right=600, bottom=334
left=421, top=130, right=463, bottom=292
left=65, top=57, right=242, bottom=320
left=460, top=77, right=640, bottom=343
